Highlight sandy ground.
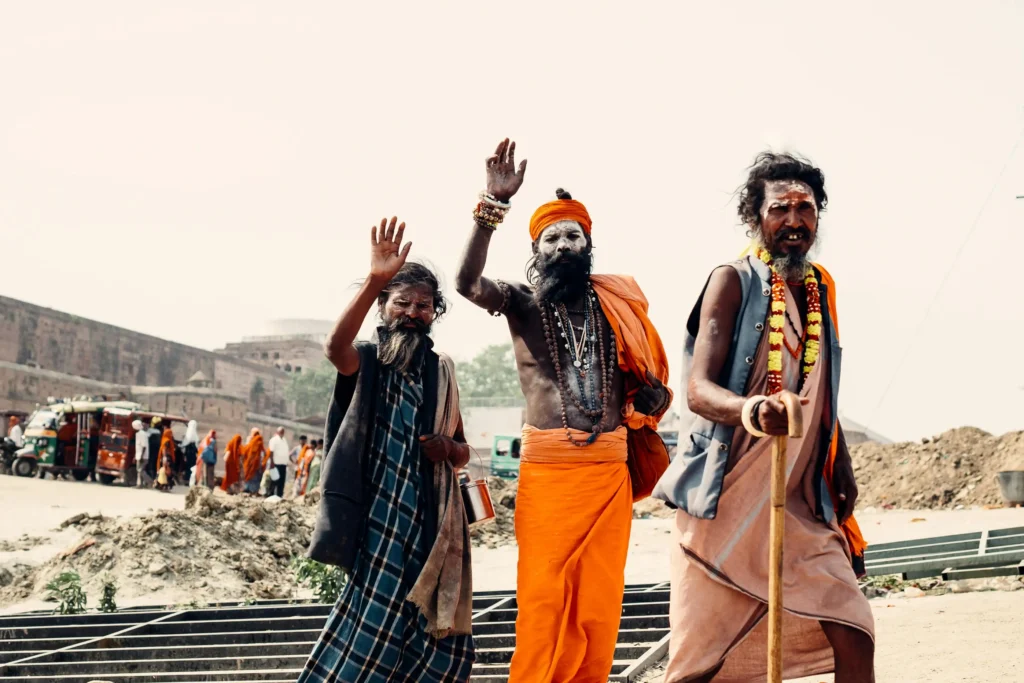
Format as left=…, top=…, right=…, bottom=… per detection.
left=3, top=476, right=1024, bottom=680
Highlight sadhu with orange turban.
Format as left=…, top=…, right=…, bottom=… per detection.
left=455, top=138, right=673, bottom=682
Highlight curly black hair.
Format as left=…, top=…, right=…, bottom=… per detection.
left=737, top=152, right=827, bottom=231
left=375, top=262, right=449, bottom=319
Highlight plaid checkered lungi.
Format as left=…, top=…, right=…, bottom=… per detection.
left=298, top=363, right=474, bottom=682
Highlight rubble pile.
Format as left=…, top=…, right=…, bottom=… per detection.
left=0, top=488, right=317, bottom=607
left=850, top=427, right=1024, bottom=509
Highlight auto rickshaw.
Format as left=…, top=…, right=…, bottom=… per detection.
left=94, top=408, right=189, bottom=486
left=25, top=400, right=142, bottom=481
left=489, top=434, right=521, bottom=479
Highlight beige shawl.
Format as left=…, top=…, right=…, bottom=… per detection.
left=407, top=353, right=474, bottom=638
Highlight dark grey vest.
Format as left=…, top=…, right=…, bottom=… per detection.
left=307, top=339, right=440, bottom=571
left=652, top=255, right=840, bottom=522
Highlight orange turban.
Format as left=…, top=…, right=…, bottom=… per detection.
left=529, top=199, right=592, bottom=241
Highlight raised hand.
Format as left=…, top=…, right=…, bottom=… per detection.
left=486, top=138, right=528, bottom=202
left=369, top=217, right=411, bottom=282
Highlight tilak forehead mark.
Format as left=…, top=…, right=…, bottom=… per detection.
left=761, top=180, right=818, bottom=219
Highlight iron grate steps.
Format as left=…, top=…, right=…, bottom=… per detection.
left=0, top=583, right=673, bottom=682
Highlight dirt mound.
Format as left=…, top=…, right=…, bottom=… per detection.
left=0, top=488, right=316, bottom=608
left=851, top=427, right=1024, bottom=509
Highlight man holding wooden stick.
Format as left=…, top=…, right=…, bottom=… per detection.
left=653, top=152, right=875, bottom=682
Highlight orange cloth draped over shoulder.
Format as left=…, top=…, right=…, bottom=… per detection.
left=242, top=433, right=266, bottom=483
left=220, top=435, right=243, bottom=492
left=508, top=425, right=633, bottom=683
left=591, top=274, right=674, bottom=501
left=813, top=263, right=867, bottom=561
left=156, top=428, right=175, bottom=471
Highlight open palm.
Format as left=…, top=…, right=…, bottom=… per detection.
left=370, top=216, right=411, bottom=282
left=486, top=138, right=528, bottom=202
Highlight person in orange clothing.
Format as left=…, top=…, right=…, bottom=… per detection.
left=241, top=428, right=267, bottom=495
left=155, top=426, right=176, bottom=491
left=292, top=438, right=313, bottom=497
left=219, top=434, right=243, bottom=494
left=455, top=138, right=672, bottom=682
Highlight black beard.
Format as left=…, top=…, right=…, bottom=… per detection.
left=378, top=317, right=430, bottom=373
left=532, top=250, right=592, bottom=305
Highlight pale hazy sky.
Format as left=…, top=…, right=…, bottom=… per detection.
left=2, top=2, right=1022, bottom=442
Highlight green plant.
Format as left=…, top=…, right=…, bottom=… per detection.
left=98, top=579, right=118, bottom=613
left=45, top=570, right=87, bottom=615
left=291, top=556, right=347, bottom=603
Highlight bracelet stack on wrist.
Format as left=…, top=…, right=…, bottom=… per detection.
left=741, top=395, right=769, bottom=438
left=473, top=192, right=510, bottom=230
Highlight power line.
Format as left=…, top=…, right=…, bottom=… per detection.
left=865, top=123, right=1024, bottom=430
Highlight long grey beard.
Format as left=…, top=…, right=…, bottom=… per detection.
left=378, top=328, right=424, bottom=374
left=752, top=233, right=814, bottom=281
left=772, top=252, right=812, bottom=281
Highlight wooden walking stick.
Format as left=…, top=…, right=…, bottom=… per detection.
left=767, top=390, right=803, bottom=683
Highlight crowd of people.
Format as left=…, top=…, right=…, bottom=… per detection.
left=129, top=417, right=324, bottom=499
left=295, top=138, right=874, bottom=683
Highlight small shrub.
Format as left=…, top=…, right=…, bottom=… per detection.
left=291, top=556, right=347, bottom=603
left=45, top=570, right=87, bottom=615
left=98, top=579, right=118, bottom=613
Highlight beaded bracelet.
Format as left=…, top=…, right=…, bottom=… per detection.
left=488, top=279, right=511, bottom=317
left=473, top=200, right=508, bottom=230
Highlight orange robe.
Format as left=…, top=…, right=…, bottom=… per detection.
left=156, top=428, right=175, bottom=472
left=242, top=433, right=266, bottom=484
left=509, top=426, right=633, bottom=683
left=813, top=264, right=867, bottom=561
left=509, top=275, right=671, bottom=683
left=294, top=445, right=313, bottom=495
left=220, top=434, right=243, bottom=493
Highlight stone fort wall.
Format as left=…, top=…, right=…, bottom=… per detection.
left=0, top=295, right=293, bottom=416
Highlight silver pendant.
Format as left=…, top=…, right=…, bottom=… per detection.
left=573, top=360, right=582, bottom=368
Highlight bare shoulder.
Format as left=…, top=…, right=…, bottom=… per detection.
left=704, top=264, right=742, bottom=305
left=502, top=280, right=537, bottom=319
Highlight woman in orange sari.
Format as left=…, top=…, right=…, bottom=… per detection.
left=241, top=428, right=266, bottom=495
left=155, top=427, right=176, bottom=491
left=220, top=434, right=243, bottom=493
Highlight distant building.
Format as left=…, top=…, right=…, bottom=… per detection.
left=216, top=319, right=332, bottom=375
left=0, top=295, right=313, bottom=440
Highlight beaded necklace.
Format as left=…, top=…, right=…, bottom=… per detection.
left=539, top=285, right=616, bottom=446
left=757, top=248, right=822, bottom=395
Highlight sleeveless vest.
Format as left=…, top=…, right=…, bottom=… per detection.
left=652, top=255, right=840, bottom=522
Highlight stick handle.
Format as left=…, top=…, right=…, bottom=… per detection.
left=767, top=390, right=803, bottom=683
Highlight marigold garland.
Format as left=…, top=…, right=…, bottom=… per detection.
left=757, top=248, right=822, bottom=395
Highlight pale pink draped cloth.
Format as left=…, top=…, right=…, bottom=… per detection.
left=665, top=284, right=874, bottom=683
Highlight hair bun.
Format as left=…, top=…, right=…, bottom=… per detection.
left=555, top=188, right=572, bottom=200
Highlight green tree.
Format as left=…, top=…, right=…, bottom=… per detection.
left=285, top=360, right=338, bottom=417
left=458, top=343, right=520, bottom=398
